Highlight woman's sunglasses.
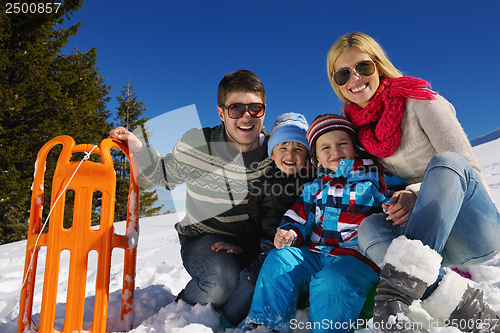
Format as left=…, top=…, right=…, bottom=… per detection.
left=221, top=103, right=266, bottom=119
left=332, top=60, right=376, bottom=86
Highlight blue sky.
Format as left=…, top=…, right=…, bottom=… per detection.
left=61, top=1, right=500, bottom=212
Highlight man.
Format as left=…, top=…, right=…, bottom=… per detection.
left=109, top=69, right=273, bottom=323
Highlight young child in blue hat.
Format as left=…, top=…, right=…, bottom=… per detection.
left=219, top=112, right=316, bottom=328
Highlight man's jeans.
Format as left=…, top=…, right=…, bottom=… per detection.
left=358, top=152, right=500, bottom=296
left=178, top=234, right=243, bottom=308
left=221, top=239, right=275, bottom=326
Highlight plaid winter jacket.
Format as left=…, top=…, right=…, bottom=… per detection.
left=280, top=158, right=392, bottom=272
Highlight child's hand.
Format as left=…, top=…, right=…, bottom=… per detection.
left=274, top=229, right=295, bottom=249
left=211, top=241, right=243, bottom=255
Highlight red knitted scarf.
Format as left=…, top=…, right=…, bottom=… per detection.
left=344, top=76, right=437, bottom=158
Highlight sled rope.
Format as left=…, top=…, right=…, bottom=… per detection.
left=21, top=145, right=98, bottom=289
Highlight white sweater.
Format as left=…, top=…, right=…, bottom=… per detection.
left=378, top=95, right=489, bottom=195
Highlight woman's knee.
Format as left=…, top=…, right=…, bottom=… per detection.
left=427, top=152, right=469, bottom=172
left=358, top=214, right=404, bottom=266
left=358, top=214, right=394, bottom=252
left=358, top=214, right=382, bottom=252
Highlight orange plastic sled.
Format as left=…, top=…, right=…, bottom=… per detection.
left=17, top=135, right=140, bottom=333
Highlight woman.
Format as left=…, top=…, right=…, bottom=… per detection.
left=326, top=32, right=500, bottom=333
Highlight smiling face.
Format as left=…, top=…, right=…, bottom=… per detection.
left=271, top=141, right=308, bottom=175
left=315, top=130, right=357, bottom=172
left=217, top=91, right=265, bottom=153
left=334, top=47, right=381, bottom=108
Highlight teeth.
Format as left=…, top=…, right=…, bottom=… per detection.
left=238, top=125, right=253, bottom=130
left=352, top=84, right=367, bottom=93
left=284, top=161, right=296, bottom=165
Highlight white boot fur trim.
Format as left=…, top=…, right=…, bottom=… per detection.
left=421, top=268, right=469, bottom=320
left=383, top=236, right=442, bottom=286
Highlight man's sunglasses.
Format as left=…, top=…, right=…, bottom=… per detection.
left=332, top=60, right=376, bottom=86
left=221, top=103, right=266, bottom=119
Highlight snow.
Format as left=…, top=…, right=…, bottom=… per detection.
left=382, top=236, right=442, bottom=286
left=1, top=138, right=499, bottom=333
left=473, top=138, right=500, bottom=207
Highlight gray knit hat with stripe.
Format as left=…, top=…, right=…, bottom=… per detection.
left=306, top=114, right=357, bottom=166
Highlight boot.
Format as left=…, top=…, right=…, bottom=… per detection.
left=374, top=263, right=429, bottom=333
left=422, top=269, right=500, bottom=333
left=373, top=236, right=442, bottom=333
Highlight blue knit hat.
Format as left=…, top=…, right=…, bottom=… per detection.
left=268, top=112, right=309, bottom=157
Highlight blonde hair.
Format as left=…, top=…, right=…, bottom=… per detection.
left=326, top=32, right=403, bottom=107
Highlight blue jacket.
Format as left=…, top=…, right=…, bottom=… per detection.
left=280, top=158, right=392, bottom=272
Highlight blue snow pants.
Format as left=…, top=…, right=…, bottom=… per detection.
left=247, top=246, right=379, bottom=333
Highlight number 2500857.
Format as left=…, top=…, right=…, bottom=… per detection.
left=5, top=3, right=62, bottom=14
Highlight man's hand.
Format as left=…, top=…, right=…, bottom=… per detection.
left=274, top=229, right=295, bottom=249
left=211, top=241, right=243, bottom=255
left=109, top=127, right=143, bottom=152
left=383, top=190, right=417, bottom=227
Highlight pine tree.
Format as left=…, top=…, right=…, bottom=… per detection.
left=0, top=1, right=112, bottom=244
left=113, top=79, right=165, bottom=221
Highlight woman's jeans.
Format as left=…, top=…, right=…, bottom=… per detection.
left=177, top=234, right=243, bottom=308
left=358, top=152, right=500, bottom=295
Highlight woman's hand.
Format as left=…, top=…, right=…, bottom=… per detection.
left=211, top=241, right=243, bottom=255
left=274, top=229, right=295, bottom=249
left=109, top=126, right=143, bottom=152
left=383, top=190, right=417, bottom=227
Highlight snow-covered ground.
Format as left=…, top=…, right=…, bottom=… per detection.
left=473, top=138, right=500, bottom=207
left=1, top=138, right=499, bottom=333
